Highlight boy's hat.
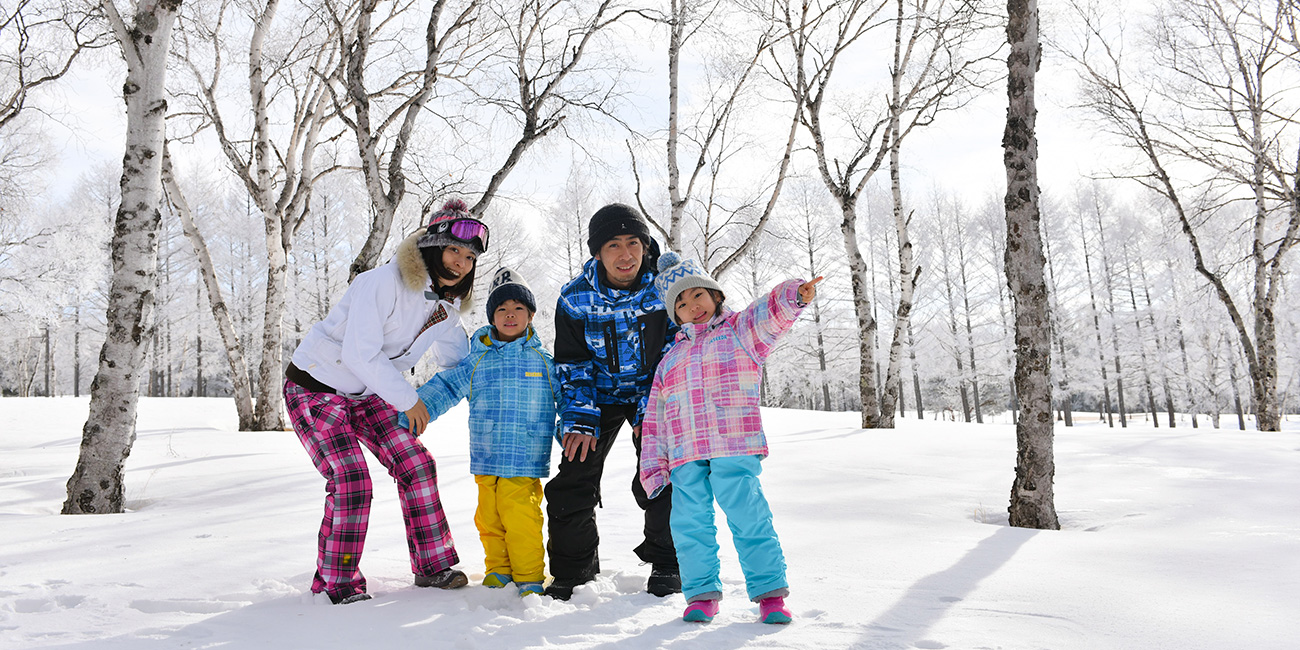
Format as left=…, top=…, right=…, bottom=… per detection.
left=587, top=203, right=650, bottom=256
left=486, top=266, right=536, bottom=317
left=655, top=252, right=724, bottom=324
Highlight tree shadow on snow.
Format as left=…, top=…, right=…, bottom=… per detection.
left=859, top=525, right=1037, bottom=649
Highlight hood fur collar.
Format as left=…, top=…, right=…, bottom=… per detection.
left=396, top=229, right=429, bottom=293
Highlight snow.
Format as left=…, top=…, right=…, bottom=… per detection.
left=2, top=398, right=1297, bottom=649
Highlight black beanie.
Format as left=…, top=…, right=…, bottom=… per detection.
left=587, top=203, right=650, bottom=256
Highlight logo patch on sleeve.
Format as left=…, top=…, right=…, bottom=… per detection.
left=418, top=305, right=449, bottom=337
left=525, top=371, right=543, bottom=378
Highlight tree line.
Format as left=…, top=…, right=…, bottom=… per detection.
left=2, top=0, right=1297, bottom=524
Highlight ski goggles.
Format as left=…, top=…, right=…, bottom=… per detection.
left=420, top=217, right=490, bottom=253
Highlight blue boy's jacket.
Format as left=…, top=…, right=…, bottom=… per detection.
left=553, top=243, right=677, bottom=437
left=401, top=325, right=560, bottom=478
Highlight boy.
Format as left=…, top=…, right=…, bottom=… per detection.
left=402, top=267, right=559, bottom=596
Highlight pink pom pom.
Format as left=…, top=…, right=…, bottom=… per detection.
left=441, top=198, right=468, bottom=214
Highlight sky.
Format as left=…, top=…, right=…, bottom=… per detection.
left=2, top=396, right=1296, bottom=649
left=29, top=4, right=1115, bottom=215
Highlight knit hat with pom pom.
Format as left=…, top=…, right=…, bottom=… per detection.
left=654, top=251, right=724, bottom=323
left=417, top=198, right=488, bottom=255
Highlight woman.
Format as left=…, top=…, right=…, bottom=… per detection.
left=283, top=199, right=487, bottom=605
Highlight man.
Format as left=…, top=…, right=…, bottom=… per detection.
left=545, top=203, right=680, bottom=600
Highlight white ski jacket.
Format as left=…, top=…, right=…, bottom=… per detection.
left=290, top=231, right=470, bottom=412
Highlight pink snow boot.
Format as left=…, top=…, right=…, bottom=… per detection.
left=758, top=596, right=792, bottom=624
left=683, top=599, right=720, bottom=623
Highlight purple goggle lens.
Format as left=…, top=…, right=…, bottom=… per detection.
left=435, top=218, right=490, bottom=252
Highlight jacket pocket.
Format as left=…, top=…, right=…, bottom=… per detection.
left=712, top=389, right=759, bottom=438
left=469, top=417, right=494, bottom=457
left=603, top=321, right=620, bottom=372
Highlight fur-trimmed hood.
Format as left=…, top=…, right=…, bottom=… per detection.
left=394, top=227, right=473, bottom=313
left=395, top=228, right=431, bottom=292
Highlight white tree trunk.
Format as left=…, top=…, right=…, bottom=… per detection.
left=958, top=242, right=985, bottom=424
left=665, top=0, right=685, bottom=248
left=1042, top=216, right=1072, bottom=426
left=841, top=199, right=883, bottom=427
left=63, top=0, right=179, bottom=515
left=162, top=148, right=256, bottom=429
left=254, top=228, right=289, bottom=430
left=880, top=109, right=915, bottom=428
left=1003, top=0, right=1058, bottom=530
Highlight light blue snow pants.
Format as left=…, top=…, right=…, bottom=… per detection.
left=669, top=455, right=789, bottom=602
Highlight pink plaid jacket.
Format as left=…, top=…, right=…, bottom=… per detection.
left=639, top=279, right=805, bottom=498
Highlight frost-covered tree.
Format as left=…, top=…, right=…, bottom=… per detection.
left=1070, top=0, right=1300, bottom=431
left=175, top=0, right=342, bottom=430
left=63, top=0, right=180, bottom=515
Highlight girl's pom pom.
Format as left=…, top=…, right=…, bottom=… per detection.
left=441, top=198, right=469, bottom=214
left=658, top=251, right=681, bottom=273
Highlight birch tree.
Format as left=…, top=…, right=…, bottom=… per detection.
left=161, top=147, right=256, bottom=428
left=770, top=0, right=889, bottom=427
left=1074, top=187, right=1115, bottom=425
left=467, top=0, right=633, bottom=219
left=1041, top=200, right=1073, bottom=425
left=771, top=0, right=994, bottom=427
left=1090, top=188, right=1129, bottom=426
left=1132, top=244, right=1177, bottom=426
left=628, top=0, right=798, bottom=279
left=938, top=215, right=972, bottom=422
left=1119, top=238, right=1162, bottom=425
left=1070, top=0, right=1300, bottom=431
left=1003, top=0, right=1058, bottom=529
left=0, top=0, right=110, bottom=130
left=877, top=0, right=996, bottom=428
left=176, top=0, right=342, bottom=430
left=332, top=0, right=483, bottom=279
left=63, top=0, right=179, bottom=515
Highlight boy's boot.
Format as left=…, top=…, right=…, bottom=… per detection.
left=483, top=572, right=512, bottom=588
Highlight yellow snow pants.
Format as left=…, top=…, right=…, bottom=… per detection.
left=474, top=475, right=545, bottom=583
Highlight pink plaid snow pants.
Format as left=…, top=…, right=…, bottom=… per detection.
left=285, top=380, right=459, bottom=602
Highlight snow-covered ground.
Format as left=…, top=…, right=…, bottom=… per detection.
left=1, top=397, right=1296, bottom=649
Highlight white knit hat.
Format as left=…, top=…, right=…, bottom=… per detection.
left=486, top=266, right=536, bottom=317
left=655, top=252, right=724, bottom=323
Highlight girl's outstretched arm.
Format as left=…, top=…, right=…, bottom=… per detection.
left=733, top=277, right=815, bottom=363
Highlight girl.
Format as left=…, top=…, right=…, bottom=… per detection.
left=639, top=252, right=821, bottom=624
left=283, top=199, right=486, bottom=605
left=401, top=267, right=559, bottom=597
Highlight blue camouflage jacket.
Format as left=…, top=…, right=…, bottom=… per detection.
left=400, top=325, right=559, bottom=478
left=554, top=249, right=677, bottom=437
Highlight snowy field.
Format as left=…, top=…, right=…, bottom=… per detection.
left=1, top=397, right=1297, bottom=649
